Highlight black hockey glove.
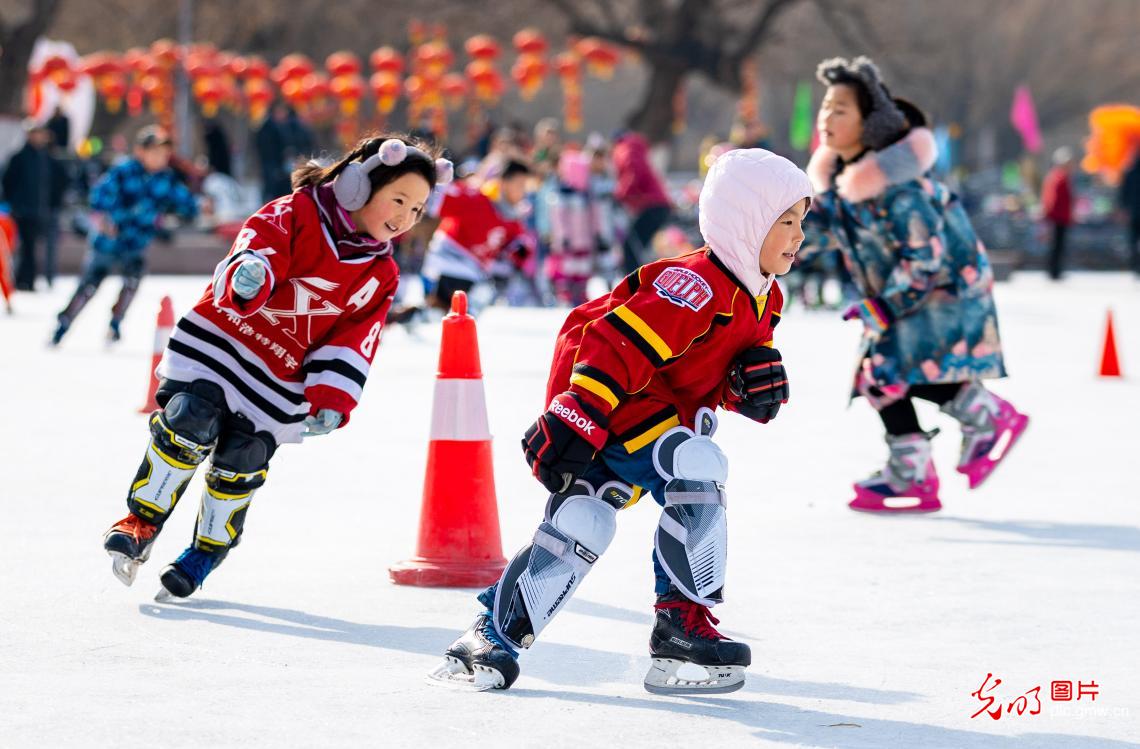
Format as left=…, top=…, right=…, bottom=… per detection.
left=522, top=392, right=609, bottom=493
left=727, top=345, right=789, bottom=422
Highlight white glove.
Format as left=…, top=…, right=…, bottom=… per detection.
left=302, top=408, right=343, bottom=438
left=232, top=259, right=268, bottom=300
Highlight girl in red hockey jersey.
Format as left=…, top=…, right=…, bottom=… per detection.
left=101, top=134, right=452, bottom=599
left=435, top=148, right=813, bottom=694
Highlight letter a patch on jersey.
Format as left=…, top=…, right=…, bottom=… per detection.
left=654, top=267, right=713, bottom=311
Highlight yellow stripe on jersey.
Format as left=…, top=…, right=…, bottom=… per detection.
left=612, top=305, right=673, bottom=362
left=623, top=414, right=681, bottom=453
left=569, top=372, right=621, bottom=409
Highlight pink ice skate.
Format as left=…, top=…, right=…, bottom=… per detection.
left=849, top=431, right=942, bottom=513
left=941, top=384, right=1029, bottom=489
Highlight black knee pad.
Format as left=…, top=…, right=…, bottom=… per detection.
left=160, top=390, right=224, bottom=446
left=212, top=423, right=275, bottom=474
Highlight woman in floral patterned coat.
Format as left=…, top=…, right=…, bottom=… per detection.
left=803, top=56, right=1029, bottom=513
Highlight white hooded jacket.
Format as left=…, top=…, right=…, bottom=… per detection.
left=698, top=148, right=813, bottom=297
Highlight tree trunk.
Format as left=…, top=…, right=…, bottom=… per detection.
left=627, top=58, right=688, bottom=145
left=0, top=0, right=62, bottom=116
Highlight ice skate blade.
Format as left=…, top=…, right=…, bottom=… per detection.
left=643, top=659, right=745, bottom=695
left=425, top=656, right=505, bottom=692
left=848, top=498, right=941, bottom=514
left=107, top=550, right=140, bottom=586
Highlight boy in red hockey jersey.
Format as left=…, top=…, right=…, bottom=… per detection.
left=101, top=135, right=452, bottom=599
left=433, top=149, right=812, bottom=694
left=421, top=160, right=533, bottom=311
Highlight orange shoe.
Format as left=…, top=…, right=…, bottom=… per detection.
left=103, top=514, right=159, bottom=586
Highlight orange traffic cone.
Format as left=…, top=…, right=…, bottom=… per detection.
left=1098, top=309, right=1122, bottom=378
left=389, top=291, right=507, bottom=587
left=139, top=296, right=175, bottom=413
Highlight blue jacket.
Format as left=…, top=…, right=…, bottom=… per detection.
left=803, top=128, right=1007, bottom=391
left=89, top=158, right=198, bottom=257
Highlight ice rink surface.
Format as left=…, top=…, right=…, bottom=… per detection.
left=1, top=272, right=1138, bottom=748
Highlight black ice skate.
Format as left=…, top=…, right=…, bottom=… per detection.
left=429, top=611, right=520, bottom=691
left=103, top=513, right=159, bottom=586
left=644, top=595, right=751, bottom=694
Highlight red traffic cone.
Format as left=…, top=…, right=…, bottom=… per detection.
left=389, top=291, right=507, bottom=587
left=139, top=296, right=175, bottom=413
left=1098, top=309, right=1122, bottom=378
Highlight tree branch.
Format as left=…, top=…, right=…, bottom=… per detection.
left=731, top=0, right=800, bottom=61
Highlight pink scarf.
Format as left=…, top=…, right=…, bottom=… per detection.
left=309, top=183, right=392, bottom=259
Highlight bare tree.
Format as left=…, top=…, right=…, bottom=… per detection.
left=545, top=0, right=875, bottom=143
left=0, top=0, right=61, bottom=115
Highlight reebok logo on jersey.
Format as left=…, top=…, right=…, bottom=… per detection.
left=654, top=267, right=713, bottom=311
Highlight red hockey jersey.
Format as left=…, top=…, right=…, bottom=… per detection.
left=434, top=182, right=529, bottom=266
left=547, top=249, right=783, bottom=453
left=157, top=186, right=397, bottom=444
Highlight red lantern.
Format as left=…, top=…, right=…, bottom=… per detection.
left=139, top=74, right=171, bottom=115
left=370, top=46, right=404, bottom=75
left=512, top=29, right=548, bottom=57
left=370, top=72, right=402, bottom=114
left=464, top=35, right=501, bottom=61
left=510, top=56, right=547, bottom=101
left=99, top=73, right=128, bottom=113
left=243, top=56, right=271, bottom=81
left=575, top=38, right=620, bottom=79
left=330, top=73, right=365, bottom=115
left=244, top=78, right=274, bottom=121
left=272, top=54, right=314, bottom=86
left=441, top=72, right=468, bottom=110
left=465, top=61, right=504, bottom=104
left=122, top=48, right=149, bottom=75
left=78, top=52, right=124, bottom=81
left=150, top=39, right=182, bottom=68
left=193, top=77, right=225, bottom=117
left=325, top=51, right=362, bottom=78
left=415, top=42, right=454, bottom=77
left=185, top=55, right=221, bottom=81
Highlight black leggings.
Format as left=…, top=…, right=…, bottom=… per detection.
left=878, top=384, right=965, bottom=436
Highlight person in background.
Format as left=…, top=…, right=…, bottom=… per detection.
left=1, top=121, right=67, bottom=290
left=50, top=126, right=198, bottom=345
left=203, top=117, right=233, bottom=177
left=1041, top=147, right=1075, bottom=281
left=1118, top=150, right=1140, bottom=278
left=46, top=106, right=71, bottom=152
left=612, top=132, right=672, bottom=274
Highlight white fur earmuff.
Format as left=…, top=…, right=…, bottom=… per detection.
left=332, top=138, right=455, bottom=211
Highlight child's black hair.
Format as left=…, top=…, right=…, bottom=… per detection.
left=291, top=132, right=442, bottom=196
left=501, top=160, right=532, bottom=181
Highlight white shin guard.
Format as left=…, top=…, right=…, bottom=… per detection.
left=492, top=480, right=625, bottom=648
left=652, top=408, right=730, bottom=606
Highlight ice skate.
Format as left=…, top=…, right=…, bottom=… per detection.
left=850, top=430, right=941, bottom=513
left=155, top=547, right=222, bottom=601
left=107, top=319, right=123, bottom=344
left=49, top=316, right=70, bottom=347
left=644, top=595, right=750, bottom=695
left=429, top=611, right=520, bottom=691
left=103, top=514, right=159, bottom=586
left=941, top=384, right=1029, bottom=489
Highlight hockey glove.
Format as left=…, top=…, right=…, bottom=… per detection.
left=232, top=259, right=268, bottom=300
left=842, top=297, right=892, bottom=336
left=522, top=392, right=609, bottom=493
left=727, top=345, right=789, bottom=422
left=302, top=408, right=343, bottom=438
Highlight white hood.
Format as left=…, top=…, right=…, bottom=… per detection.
left=698, top=148, right=813, bottom=296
